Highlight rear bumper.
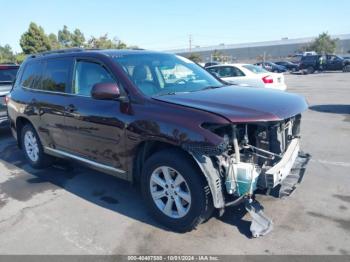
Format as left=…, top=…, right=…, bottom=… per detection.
left=0, top=115, right=9, bottom=128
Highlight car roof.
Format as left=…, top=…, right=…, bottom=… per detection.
left=206, top=63, right=250, bottom=68
left=26, top=48, right=170, bottom=61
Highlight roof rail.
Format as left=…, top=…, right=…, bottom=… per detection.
left=31, top=48, right=84, bottom=58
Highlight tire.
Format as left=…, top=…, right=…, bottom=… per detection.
left=141, top=149, right=214, bottom=233
left=307, top=66, right=315, bottom=74
left=21, top=124, right=53, bottom=169
left=343, top=65, right=350, bottom=72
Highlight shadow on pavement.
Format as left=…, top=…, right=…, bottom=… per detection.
left=309, top=104, right=350, bottom=114
left=0, top=130, right=252, bottom=237
left=218, top=204, right=252, bottom=238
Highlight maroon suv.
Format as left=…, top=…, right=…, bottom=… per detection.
left=7, top=49, right=308, bottom=234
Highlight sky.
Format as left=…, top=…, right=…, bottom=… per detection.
left=1, top=0, right=350, bottom=53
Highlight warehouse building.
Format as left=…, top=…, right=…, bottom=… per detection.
left=167, top=34, right=350, bottom=63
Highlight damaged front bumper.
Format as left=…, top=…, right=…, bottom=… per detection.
left=191, top=141, right=310, bottom=238
left=261, top=138, right=300, bottom=189
left=191, top=139, right=309, bottom=210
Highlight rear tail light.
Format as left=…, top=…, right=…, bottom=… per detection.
left=262, top=75, right=274, bottom=84
left=4, top=95, right=9, bottom=105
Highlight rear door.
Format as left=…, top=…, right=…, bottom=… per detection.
left=63, top=58, right=127, bottom=177
left=19, top=58, right=73, bottom=149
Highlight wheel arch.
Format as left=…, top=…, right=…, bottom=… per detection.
left=132, top=139, right=225, bottom=209
left=133, top=140, right=199, bottom=183
left=15, top=116, right=34, bottom=149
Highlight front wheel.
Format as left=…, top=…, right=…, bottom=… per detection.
left=21, top=124, right=53, bottom=169
left=343, top=65, right=350, bottom=72
left=141, top=149, right=214, bottom=232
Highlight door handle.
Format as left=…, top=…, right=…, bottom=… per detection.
left=66, top=104, right=77, bottom=113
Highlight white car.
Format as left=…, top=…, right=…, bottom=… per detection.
left=206, top=63, right=287, bottom=91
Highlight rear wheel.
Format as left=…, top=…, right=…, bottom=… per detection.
left=307, top=66, right=315, bottom=74
left=141, top=149, right=214, bottom=232
left=21, top=124, right=53, bottom=169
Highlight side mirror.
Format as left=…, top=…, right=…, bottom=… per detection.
left=91, top=82, right=121, bottom=100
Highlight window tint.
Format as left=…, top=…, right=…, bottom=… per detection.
left=20, top=61, right=43, bottom=88
left=231, top=66, right=245, bottom=77
left=243, top=64, right=269, bottom=74
left=207, top=67, right=219, bottom=74
left=217, top=67, right=233, bottom=77
left=74, top=61, right=115, bottom=96
left=0, top=68, right=18, bottom=82
left=41, top=59, right=72, bottom=92
left=216, top=66, right=244, bottom=77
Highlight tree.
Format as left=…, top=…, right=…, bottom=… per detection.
left=211, top=50, right=224, bottom=62
left=71, top=29, right=86, bottom=47
left=0, top=44, right=15, bottom=63
left=48, top=33, right=62, bottom=50
left=187, top=53, right=202, bottom=63
left=58, top=26, right=86, bottom=48
left=15, top=53, right=27, bottom=64
left=87, top=34, right=126, bottom=49
left=20, top=22, right=51, bottom=54
left=308, top=32, right=338, bottom=54
left=58, top=25, right=73, bottom=48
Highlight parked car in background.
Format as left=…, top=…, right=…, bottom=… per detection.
left=204, top=61, right=220, bottom=67
left=274, top=61, right=299, bottom=72
left=302, top=51, right=317, bottom=56
left=299, top=54, right=350, bottom=74
left=206, top=64, right=287, bottom=90
left=0, top=64, right=19, bottom=128
left=254, top=62, right=287, bottom=73
left=7, top=49, right=308, bottom=234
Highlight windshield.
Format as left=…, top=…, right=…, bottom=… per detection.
left=243, top=64, right=269, bottom=74
left=113, top=53, right=223, bottom=96
left=0, top=68, right=18, bottom=83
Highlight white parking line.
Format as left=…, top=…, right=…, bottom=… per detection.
left=312, top=159, right=350, bottom=167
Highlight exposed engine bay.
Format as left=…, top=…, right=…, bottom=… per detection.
left=184, top=114, right=310, bottom=237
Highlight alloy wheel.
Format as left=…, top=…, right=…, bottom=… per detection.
left=24, top=130, right=39, bottom=162
left=149, top=166, right=191, bottom=218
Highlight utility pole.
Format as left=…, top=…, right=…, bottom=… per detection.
left=189, top=34, right=192, bottom=53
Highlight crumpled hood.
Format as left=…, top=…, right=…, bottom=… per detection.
left=153, top=86, right=308, bottom=123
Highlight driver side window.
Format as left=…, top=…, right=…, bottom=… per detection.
left=73, top=61, right=116, bottom=96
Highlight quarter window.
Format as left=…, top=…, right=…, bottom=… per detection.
left=20, top=61, right=43, bottom=88
left=73, top=61, right=116, bottom=96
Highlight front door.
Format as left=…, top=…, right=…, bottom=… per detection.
left=64, top=59, right=127, bottom=176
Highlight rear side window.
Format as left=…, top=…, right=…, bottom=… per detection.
left=213, top=66, right=244, bottom=77
left=41, top=59, right=72, bottom=92
left=20, top=61, right=43, bottom=88
left=207, top=67, right=219, bottom=74
left=0, top=68, right=18, bottom=82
